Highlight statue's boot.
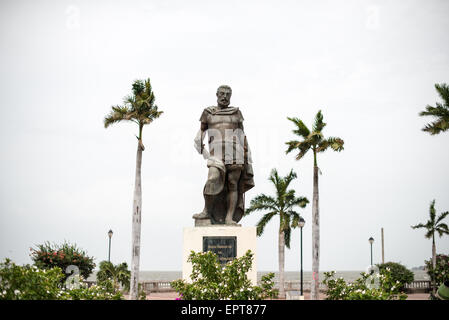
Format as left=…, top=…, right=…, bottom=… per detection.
left=192, top=211, right=209, bottom=219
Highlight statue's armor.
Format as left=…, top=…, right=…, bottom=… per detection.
left=200, top=107, right=246, bottom=165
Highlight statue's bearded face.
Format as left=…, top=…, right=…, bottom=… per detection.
left=217, top=88, right=232, bottom=107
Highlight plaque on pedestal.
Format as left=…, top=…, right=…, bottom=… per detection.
left=203, top=236, right=237, bottom=265
left=182, top=226, right=257, bottom=285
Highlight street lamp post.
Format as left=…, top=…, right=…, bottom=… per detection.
left=298, top=217, right=305, bottom=297
left=368, top=237, right=374, bottom=266
left=108, top=229, right=113, bottom=262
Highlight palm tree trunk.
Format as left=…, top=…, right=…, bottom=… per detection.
left=278, top=228, right=286, bottom=299
left=311, top=164, right=320, bottom=300
left=129, top=140, right=143, bottom=300
left=432, top=235, right=436, bottom=294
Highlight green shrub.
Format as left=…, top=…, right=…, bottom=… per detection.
left=96, top=261, right=130, bottom=293
left=0, top=259, right=66, bottom=300
left=30, top=242, right=95, bottom=280
left=376, top=262, right=414, bottom=290
left=425, top=254, right=449, bottom=287
left=171, top=250, right=278, bottom=300
left=137, top=283, right=147, bottom=300
left=323, top=268, right=408, bottom=300
left=0, top=259, right=123, bottom=300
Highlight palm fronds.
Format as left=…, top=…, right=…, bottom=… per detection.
left=411, top=199, right=449, bottom=239
left=246, top=168, right=308, bottom=245
left=287, top=117, right=310, bottom=138
left=104, top=105, right=132, bottom=128
left=104, top=78, right=163, bottom=138
left=312, top=110, right=326, bottom=133
left=419, top=83, right=449, bottom=135
left=286, top=110, right=344, bottom=165
left=256, top=211, right=277, bottom=236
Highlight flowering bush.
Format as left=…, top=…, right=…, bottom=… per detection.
left=171, top=250, right=278, bottom=300
left=323, top=268, right=408, bottom=300
left=0, top=259, right=123, bottom=300
left=66, top=281, right=123, bottom=300
left=0, top=258, right=66, bottom=300
left=30, top=242, right=95, bottom=281
left=425, top=254, right=449, bottom=287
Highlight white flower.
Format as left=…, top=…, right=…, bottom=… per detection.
left=14, top=290, right=20, bottom=295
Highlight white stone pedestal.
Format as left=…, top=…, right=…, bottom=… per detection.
left=182, top=226, right=257, bottom=285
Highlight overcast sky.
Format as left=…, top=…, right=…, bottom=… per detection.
left=1, top=0, right=448, bottom=273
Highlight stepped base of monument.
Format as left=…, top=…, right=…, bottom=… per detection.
left=194, top=218, right=241, bottom=227
left=193, top=218, right=212, bottom=227
left=182, top=226, right=257, bottom=285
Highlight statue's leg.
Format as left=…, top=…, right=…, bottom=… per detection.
left=225, top=166, right=242, bottom=224
left=193, top=166, right=221, bottom=219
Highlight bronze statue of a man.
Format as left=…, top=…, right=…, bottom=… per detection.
left=193, top=85, right=254, bottom=226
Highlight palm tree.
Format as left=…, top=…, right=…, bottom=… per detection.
left=104, top=78, right=163, bottom=299
left=245, top=168, right=309, bottom=299
left=411, top=200, right=449, bottom=293
left=419, top=83, right=449, bottom=135
left=97, top=261, right=131, bottom=292
left=285, top=110, right=344, bottom=300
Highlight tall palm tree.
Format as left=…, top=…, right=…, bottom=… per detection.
left=411, top=200, right=449, bottom=293
left=285, top=110, right=344, bottom=300
left=245, top=168, right=309, bottom=299
left=104, top=78, right=163, bottom=299
left=419, top=83, right=449, bottom=135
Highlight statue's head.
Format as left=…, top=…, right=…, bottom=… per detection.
left=216, top=85, right=232, bottom=108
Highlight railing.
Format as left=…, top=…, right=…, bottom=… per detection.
left=276, top=281, right=327, bottom=292
left=139, top=280, right=326, bottom=293
left=404, top=280, right=431, bottom=293
left=84, top=280, right=176, bottom=293
left=141, top=281, right=175, bottom=293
